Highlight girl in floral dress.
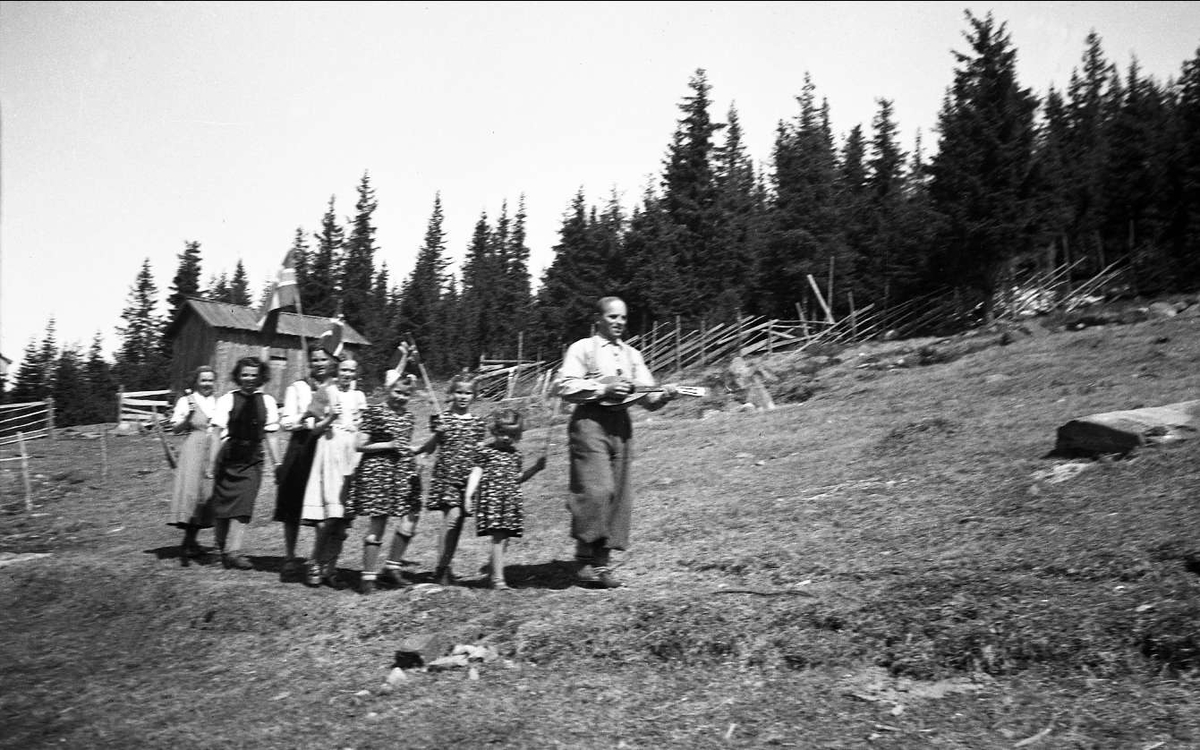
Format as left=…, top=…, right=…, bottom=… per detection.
left=464, top=409, right=546, bottom=590
left=416, top=375, right=487, bottom=586
left=348, top=371, right=421, bottom=595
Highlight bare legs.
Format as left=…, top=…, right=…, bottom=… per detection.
left=214, top=517, right=252, bottom=570
left=434, top=507, right=465, bottom=585
left=489, top=532, right=511, bottom=589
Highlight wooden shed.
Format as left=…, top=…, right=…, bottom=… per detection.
left=164, top=298, right=371, bottom=403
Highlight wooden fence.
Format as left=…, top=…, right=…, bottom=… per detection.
left=118, top=388, right=172, bottom=429
left=0, top=398, right=55, bottom=445
left=0, top=399, right=55, bottom=512
left=466, top=261, right=1128, bottom=408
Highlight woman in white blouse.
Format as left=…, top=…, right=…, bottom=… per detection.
left=168, top=365, right=218, bottom=566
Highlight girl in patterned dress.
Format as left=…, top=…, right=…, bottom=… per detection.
left=464, top=409, right=546, bottom=590
left=416, top=375, right=487, bottom=586
left=347, top=371, right=422, bottom=595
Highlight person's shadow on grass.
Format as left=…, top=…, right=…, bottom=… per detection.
left=496, top=559, right=577, bottom=590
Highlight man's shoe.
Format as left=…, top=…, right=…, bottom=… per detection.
left=575, top=564, right=602, bottom=588
left=594, top=566, right=622, bottom=589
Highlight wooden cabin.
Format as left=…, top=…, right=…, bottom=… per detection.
left=164, top=298, right=370, bottom=403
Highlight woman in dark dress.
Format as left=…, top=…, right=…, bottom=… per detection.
left=209, top=357, right=280, bottom=570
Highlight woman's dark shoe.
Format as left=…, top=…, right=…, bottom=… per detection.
left=381, top=567, right=410, bottom=589
left=222, top=553, right=253, bottom=570
left=322, top=571, right=350, bottom=591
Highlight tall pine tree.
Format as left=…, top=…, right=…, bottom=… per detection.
left=167, top=241, right=202, bottom=323
left=306, top=196, right=344, bottom=319
left=342, top=172, right=379, bottom=333
left=229, top=260, right=251, bottom=306
left=928, top=11, right=1039, bottom=322
left=114, top=259, right=168, bottom=390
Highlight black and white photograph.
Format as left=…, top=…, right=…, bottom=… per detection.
left=1, top=2, right=1199, bottom=747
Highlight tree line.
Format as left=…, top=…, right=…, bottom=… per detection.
left=6, top=12, right=1199, bottom=426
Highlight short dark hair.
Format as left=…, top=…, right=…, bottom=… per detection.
left=230, top=356, right=269, bottom=385
left=489, top=408, right=524, bottom=438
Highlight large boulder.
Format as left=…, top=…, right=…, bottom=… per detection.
left=1054, top=400, right=1200, bottom=456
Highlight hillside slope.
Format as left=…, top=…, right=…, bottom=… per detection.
left=2, top=311, right=1198, bottom=749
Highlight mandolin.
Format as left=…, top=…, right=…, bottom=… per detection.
left=595, top=375, right=707, bottom=408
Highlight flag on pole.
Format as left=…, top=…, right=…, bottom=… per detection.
left=318, top=317, right=345, bottom=360
left=258, top=249, right=301, bottom=344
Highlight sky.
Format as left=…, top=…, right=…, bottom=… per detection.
left=1, top=1, right=1197, bottom=370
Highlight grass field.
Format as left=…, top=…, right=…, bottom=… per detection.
left=2, top=307, right=1199, bottom=749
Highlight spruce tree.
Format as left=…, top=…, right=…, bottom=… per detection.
left=1103, top=59, right=1172, bottom=291
left=207, top=272, right=231, bottom=303
left=711, top=106, right=765, bottom=323
left=624, top=189, right=690, bottom=329
left=288, top=227, right=312, bottom=314
left=760, top=74, right=841, bottom=318
left=307, top=196, right=344, bottom=319
left=167, top=241, right=202, bottom=323
left=1064, top=31, right=1118, bottom=271
left=459, top=213, right=498, bottom=364
left=865, top=99, right=914, bottom=308
left=399, top=194, right=452, bottom=369
left=114, top=259, right=168, bottom=390
left=51, top=346, right=88, bottom=427
left=229, top=260, right=251, bottom=306
left=928, top=11, right=1039, bottom=322
left=1166, top=47, right=1200, bottom=286
left=837, top=124, right=871, bottom=307
left=535, top=191, right=612, bottom=345
left=661, top=68, right=724, bottom=314
left=9, top=320, right=56, bottom=404
left=342, top=172, right=379, bottom=334
left=84, top=332, right=118, bottom=425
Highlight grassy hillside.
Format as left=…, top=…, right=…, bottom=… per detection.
left=2, top=309, right=1199, bottom=749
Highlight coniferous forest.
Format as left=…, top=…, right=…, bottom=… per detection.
left=7, top=13, right=1200, bottom=425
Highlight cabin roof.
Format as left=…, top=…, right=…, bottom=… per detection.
left=166, top=298, right=370, bottom=345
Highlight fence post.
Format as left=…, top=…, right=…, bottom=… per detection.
left=674, top=314, right=682, bottom=374
left=116, top=385, right=124, bottom=427
left=649, top=322, right=657, bottom=372
left=100, top=424, right=110, bottom=483
left=699, top=318, right=708, bottom=367
left=517, top=331, right=524, bottom=363
left=736, top=310, right=745, bottom=355
left=18, top=431, right=33, bottom=512
left=849, top=291, right=859, bottom=340
left=44, top=397, right=56, bottom=441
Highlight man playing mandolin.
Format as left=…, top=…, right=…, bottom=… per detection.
left=557, top=296, right=679, bottom=589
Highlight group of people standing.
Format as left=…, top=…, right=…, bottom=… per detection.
left=165, top=295, right=678, bottom=593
